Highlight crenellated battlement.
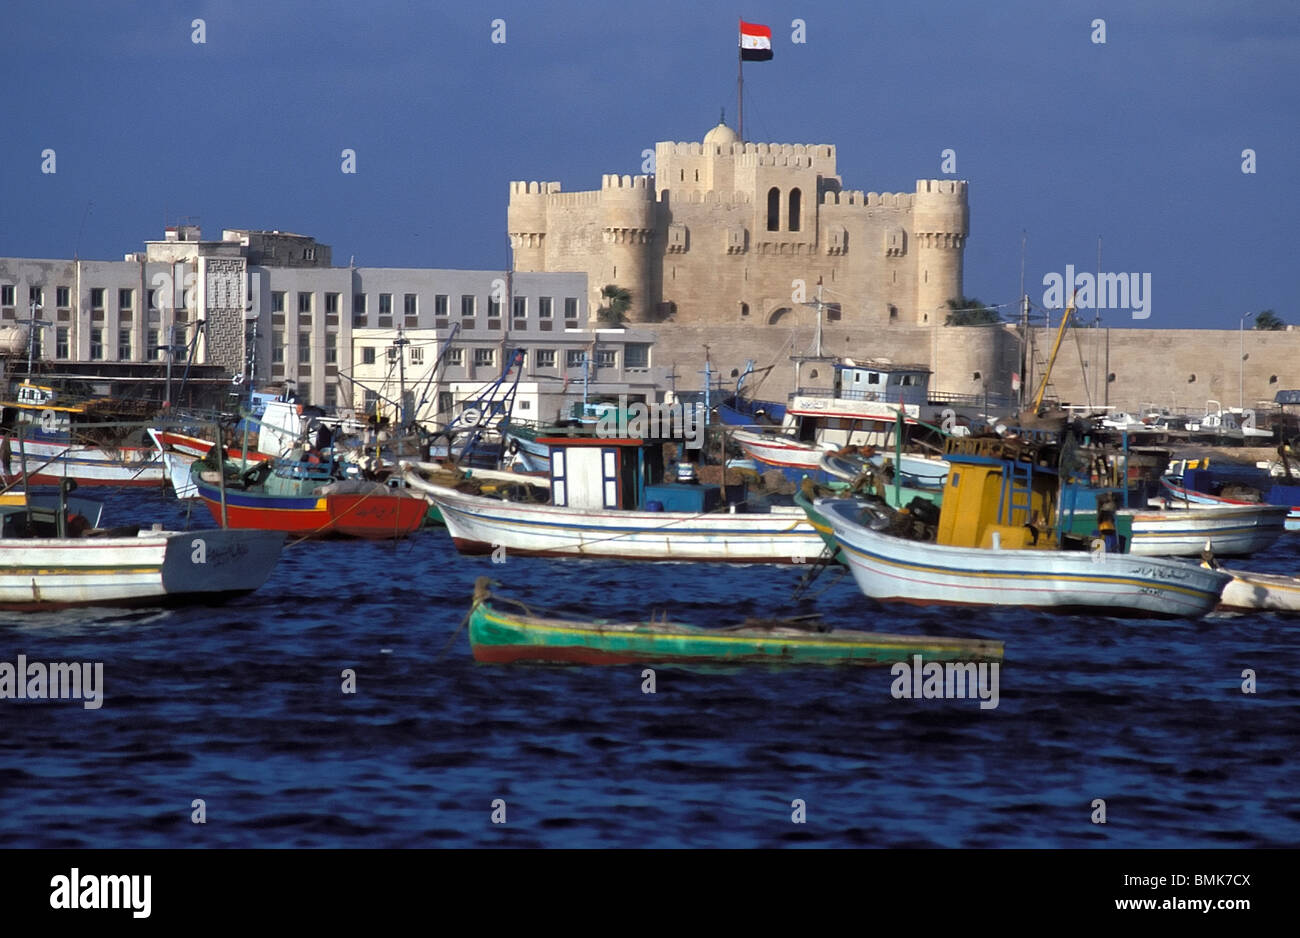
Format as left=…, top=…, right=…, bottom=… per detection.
left=545, top=189, right=603, bottom=208
left=509, top=180, right=562, bottom=195
left=660, top=141, right=836, bottom=160
left=915, top=179, right=967, bottom=196
left=820, top=190, right=914, bottom=209
left=601, top=174, right=655, bottom=191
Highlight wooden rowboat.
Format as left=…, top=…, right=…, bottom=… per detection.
left=466, top=578, right=1003, bottom=665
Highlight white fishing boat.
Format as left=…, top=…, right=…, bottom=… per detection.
left=730, top=428, right=827, bottom=474
left=818, top=497, right=1229, bottom=617
left=809, top=435, right=1231, bottom=617
left=0, top=382, right=164, bottom=487
left=1160, top=474, right=1300, bottom=531
left=0, top=493, right=284, bottom=609
left=403, top=435, right=823, bottom=563
left=1125, top=504, right=1289, bottom=557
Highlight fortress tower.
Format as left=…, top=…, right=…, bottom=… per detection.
left=911, top=180, right=969, bottom=325
left=506, top=121, right=969, bottom=327
left=506, top=181, right=557, bottom=273
left=598, top=174, right=656, bottom=321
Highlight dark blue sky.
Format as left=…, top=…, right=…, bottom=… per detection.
left=3, top=0, right=1295, bottom=329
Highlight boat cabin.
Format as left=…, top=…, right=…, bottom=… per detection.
left=833, top=360, right=931, bottom=408
left=935, top=439, right=1061, bottom=550
left=784, top=359, right=934, bottom=448
left=539, top=435, right=744, bottom=513
left=1, top=382, right=78, bottom=438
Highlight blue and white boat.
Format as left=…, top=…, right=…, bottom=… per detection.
left=405, top=434, right=823, bottom=563
left=1160, top=470, right=1300, bottom=532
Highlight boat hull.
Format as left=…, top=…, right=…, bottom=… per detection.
left=1217, top=568, right=1300, bottom=613
left=427, top=485, right=824, bottom=562
left=1126, top=504, right=1289, bottom=556
left=731, top=429, right=831, bottom=483
left=162, top=451, right=199, bottom=499
left=3, top=438, right=163, bottom=486
left=193, top=481, right=426, bottom=539
left=817, top=497, right=1230, bottom=618
left=0, top=528, right=283, bottom=609
left=469, top=601, right=1003, bottom=665
left=819, top=450, right=949, bottom=489
left=1161, top=476, right=1300, bottom=532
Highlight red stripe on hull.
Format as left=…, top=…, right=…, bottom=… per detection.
left=8, top=472, right=161, bottom=487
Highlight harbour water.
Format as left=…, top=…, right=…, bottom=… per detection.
left=2, top=489, right=1297, bottom=848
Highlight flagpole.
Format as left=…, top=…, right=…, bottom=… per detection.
left=737, top=21, right=744, bottom=140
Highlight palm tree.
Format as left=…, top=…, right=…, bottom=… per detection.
left=944, top=296, right=1001, bottom=326
left=596, top=284, right=632, bottom=326
left=1254, top=309, right=1286, bottom=331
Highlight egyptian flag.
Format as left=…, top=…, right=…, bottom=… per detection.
left=739, top=20, right=773, bottom=61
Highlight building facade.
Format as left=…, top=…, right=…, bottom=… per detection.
left=350, top=324, right=668, bottom=427
left=1, top=228, right=596, bottom=412
left=508, top=120, right=968, bottom=328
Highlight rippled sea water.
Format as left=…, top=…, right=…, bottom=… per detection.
left=1, top=489, right=1298, bottom=848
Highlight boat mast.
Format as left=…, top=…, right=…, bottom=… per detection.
left=395, top=326, right=408, bottom=434
left=1018, top=231, right=1027, bottom=413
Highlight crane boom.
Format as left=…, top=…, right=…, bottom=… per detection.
left=1031, top=295, right=1078, bottom=414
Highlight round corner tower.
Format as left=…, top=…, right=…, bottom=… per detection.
left=507, top=180, right=558, bottom=272
left=598, top=174, right=656, bottom=322
left=911, top=179, right=969, bottom=325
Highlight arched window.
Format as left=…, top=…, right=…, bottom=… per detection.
left=788, top=188, right=801, bottom=232
left=766, top=187, right=780, bottom=231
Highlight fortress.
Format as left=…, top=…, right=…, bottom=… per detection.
left=505, top=122, right=1297, bottom=414
left=508, top=121, right=968, bottom=328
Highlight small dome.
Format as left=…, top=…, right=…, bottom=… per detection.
left=704, top=122, right=738, bottom=146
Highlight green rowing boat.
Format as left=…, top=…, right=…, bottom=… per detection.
left=466, top=578, right=1003, bottom=665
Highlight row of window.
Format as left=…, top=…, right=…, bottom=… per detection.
left=2, top=286, right=140, bottom=311
left=355, top=345, right=650, bottom=370
left=3, top=286, right=582, bottom=321
left=346, top=294, right=580, bottom=319
left=1, top=285, right=192, bottom=314
left=26, top=326, right=187, bottom=361
left=270, top=332, right=339, bottom=365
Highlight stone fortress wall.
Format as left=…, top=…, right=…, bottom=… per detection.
left=506, top=121, right=1295, bottom=413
